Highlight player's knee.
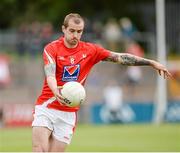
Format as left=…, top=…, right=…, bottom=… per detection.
left=32, top=143, right=49, bottom=152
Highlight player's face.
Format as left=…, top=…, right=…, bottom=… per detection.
left=62, top=19, right=84, bottom=48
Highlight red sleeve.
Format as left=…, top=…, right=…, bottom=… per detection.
left=43, top=44, right=56, bottom=66
left=93, top=44, right=111, bottom=64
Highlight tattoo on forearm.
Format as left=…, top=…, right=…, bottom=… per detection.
left=44, top=63, right=56, bottom=77
left=120, top=55, right=151, bottom=66
left=104, top=53, right=151, bottom=66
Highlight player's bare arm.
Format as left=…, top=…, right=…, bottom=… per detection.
left=44, top=63, right=56, bottom=77
left=104, top=52, right=172, bottom=79
left=44, top=63, right=64, bottom=102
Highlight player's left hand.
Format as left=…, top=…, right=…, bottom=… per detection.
left=151, top=60, right=172, bottom=79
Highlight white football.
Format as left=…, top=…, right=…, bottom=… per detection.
left=61, top=81, right=86, bottom=107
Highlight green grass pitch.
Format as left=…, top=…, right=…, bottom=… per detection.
left=0, top=123, right=179, bottom=152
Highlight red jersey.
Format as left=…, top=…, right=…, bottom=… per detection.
left=36, top=37, right=111, bottom=112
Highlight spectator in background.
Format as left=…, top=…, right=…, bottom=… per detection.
left=16, top=22, right=29, bottom=57
left=119, top=17, right=138, bottom=50
left=101, top=80, right=135, bottom=123
left=28, top=21, right=41, bottom=57
left=119, top=18, right=144, bottom=91
left=125, top=42, right=145, bottom=94
left=92, top=21, right=103, bottom=43
left=103, top=18, right=121, bottom=51
left=126, top=42, right=144, bottom=57
left=102, top=80, right=123, bottom=123
left=40, top=22, right=54, bottom=50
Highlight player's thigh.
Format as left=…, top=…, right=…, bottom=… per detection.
left=49, top=136, right=68, bottom=152
left=49, top=111, right=77, bottom=152
left=32, top=126, right=52, bottom=151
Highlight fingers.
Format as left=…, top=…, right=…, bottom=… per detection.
left=158, top=70, right=161, bottom=76
left=56, top=94, right=64, bottom=101
left=56, top=86, right=69, bottom=106
left=55, top=89, right=65, bottom=102
left=153, top=62, right=172, bottom=79
left=56, top=95, right=67, bottom=106
left=165, top=70, right=173, bottom=79
left=55, top=91, right=71, bottom=106
left=163, top=71, right=167, bottom=79
left=163, top=69, right=173, bottom=79
left=158, top=69, right=173, bottom=79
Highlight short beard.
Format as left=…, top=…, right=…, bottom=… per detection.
left=65, top=37, right=78, bottom=47
left=69, top=39, right=78, bottom=46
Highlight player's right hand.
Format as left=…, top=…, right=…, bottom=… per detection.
left=54, top=86, right=68, bottom=106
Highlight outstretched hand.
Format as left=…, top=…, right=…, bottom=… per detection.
left=151, top=60, right=172, bottom=79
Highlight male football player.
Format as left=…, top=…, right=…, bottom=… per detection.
left=32, top=13, right=171, bottom=152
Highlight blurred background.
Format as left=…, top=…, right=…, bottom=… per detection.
left=0, top=0, right=179, bottom=152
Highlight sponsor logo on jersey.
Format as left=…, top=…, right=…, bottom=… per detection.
left=62, top=64, right=80, bottom=81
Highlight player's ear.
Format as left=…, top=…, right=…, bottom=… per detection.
left=62, top=25, right=65, bottom=33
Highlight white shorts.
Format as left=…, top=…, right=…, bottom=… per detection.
left=32, top=105, right=77, bottom=144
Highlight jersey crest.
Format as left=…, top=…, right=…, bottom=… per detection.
left=62, top=64, right=80, bottom=81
